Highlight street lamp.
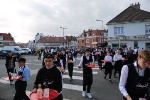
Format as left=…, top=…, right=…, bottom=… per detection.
left=96, top=19, right=104, bottom=43
left=60, top=27, right=67, bottom=48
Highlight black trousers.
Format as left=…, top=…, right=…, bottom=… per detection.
left=7, top=68, right=14, bottom=82
left=13, top=80, right=30, bottom=100
left=105, top=70, right=112, bottom=79
left=83, top=83, right=91, bottom=93
left=68, top=64, right=73, bottom=78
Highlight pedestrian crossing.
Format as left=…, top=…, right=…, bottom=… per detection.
left=0, top=65, right=100, bottom=100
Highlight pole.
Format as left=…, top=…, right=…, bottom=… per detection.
left=63, top=28, right=64, bottom=48
left=119, top=37, right=120, bottom=48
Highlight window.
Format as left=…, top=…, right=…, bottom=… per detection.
left=93, top=39, right=94, bottom=42
left=114, top=27, right=124, bottom=35
left=82, top=40, right=84, bottom=43
left=86, top=39, right=89, bottom=43
left=0, top=42, right=2, bottom=45
left=0, top=36, right=3, bottom=40
left=145, top=25, right=150, bottom=34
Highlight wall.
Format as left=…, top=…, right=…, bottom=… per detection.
left=108, top=22, right=150, bottom=37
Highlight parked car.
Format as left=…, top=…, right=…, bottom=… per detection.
left=2, top=46, right=24, bottom=55
left=0, top=50, right=21, bottom=60
left=22, top=48, right=32, bottom=54
left=0, top=50, right=8, bottom=58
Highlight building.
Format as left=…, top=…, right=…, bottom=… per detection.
left=36, top=36, right=66, bottom=49
left=65, top=36, right=77, bottom=49
left=77, top=29, right=107, bottom=49
left=107, top=2, right=150, bottom=49
left=0, top=33, right=16, bottom=47
left=35, top=33, right=44, bottom=43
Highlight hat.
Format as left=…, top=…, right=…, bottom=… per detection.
left=18, top=58, right=26, bottom=62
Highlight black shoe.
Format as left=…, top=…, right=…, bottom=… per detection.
left=114, top=76, right=116, bottom=78
left=109, top=79, right=113, bottom=83
left=69, top=80, right=72, bottom=84
left=104, top=76, right=106, bottom=79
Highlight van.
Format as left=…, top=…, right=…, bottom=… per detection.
left=2, top=46, right=24, bottom=55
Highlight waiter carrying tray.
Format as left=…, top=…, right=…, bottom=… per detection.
left=78, top=48, right=94, bottom=99
left=13, top=58, right=31, bottom=100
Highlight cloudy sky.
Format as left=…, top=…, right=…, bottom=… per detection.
left=0, top=0, right=149, bottom=43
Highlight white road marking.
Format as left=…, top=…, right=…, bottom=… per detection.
left=63, top=75, right=83, bottom=80
left=63, top=84, right=83, bottom=91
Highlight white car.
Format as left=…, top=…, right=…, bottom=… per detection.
left=22, top=48, right=32, bottom=54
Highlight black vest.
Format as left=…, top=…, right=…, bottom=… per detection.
left=53, top=58, right=61, bottom=67
left=126, top=64, right=150, bottom=98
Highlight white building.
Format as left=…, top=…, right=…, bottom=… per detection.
left=35, top=33, right=44, bottom=43
left=107, top=3, right=150, bottom=49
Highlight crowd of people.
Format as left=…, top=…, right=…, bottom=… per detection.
left=4, top=46, right=150, bottom=100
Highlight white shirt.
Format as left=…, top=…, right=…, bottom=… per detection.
left=54, top=58, right=64, bottom=68
left=113, top=54, right=122, bottom=61
left=104, top=55, right=112, bottom=62
left=78, top=55, right=95, bottom=67
left=119, top=62, right=145, bottom=97
left=66, top=55, right=75, bottom=63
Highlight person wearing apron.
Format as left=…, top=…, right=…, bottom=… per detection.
left=119, top=50, right=150, bottom=100
left=33, top=54, right=63, bottom=100
left=66, top=51, right=75, bottom=83
left=103, top=51, right=113, bottom=83
left=53, top=52, right=64, bottom=69
left=13, top=58, right=30, bottom=100
left=78, top=48, right=94, bottom=99
left=113, top=49, right=123, bottom=79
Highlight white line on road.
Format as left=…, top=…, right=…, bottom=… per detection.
left=63, top=84, right=83, bottom=91
left=63, top=75, right=83, bottom=80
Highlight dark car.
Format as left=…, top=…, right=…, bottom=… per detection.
left=0, top=50, right=21, bottom=60
left=0, top=50, right=8, bottom=58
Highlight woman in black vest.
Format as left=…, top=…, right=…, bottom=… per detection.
left=78, top=48, right=94, bottom=99
left=66, top=51, right=75, bottom=83
left=119, top=50, right=150, bottom=100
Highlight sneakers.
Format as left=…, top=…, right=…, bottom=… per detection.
left=82, top=91, right=92, bottom=99
left=9, top=81, right=14, bottom=85
left=69, top=80, right=72, bottom=84
left=87, top=93, right=92, bottom=99
left=82, top=91, right=86, bottom=97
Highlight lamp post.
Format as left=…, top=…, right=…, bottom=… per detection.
left=60, top=27, right=67, bottom=48
left=96, top=19, right=104, bottom=43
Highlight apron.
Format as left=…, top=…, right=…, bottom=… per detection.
left=124, top=65, right=149, bottom=100
left=83, top=55, right=93, bottom=85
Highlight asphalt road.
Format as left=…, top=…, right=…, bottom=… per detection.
left=0, top=55, right=122, bottom=100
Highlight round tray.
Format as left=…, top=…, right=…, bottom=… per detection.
left=2, top=76, right=22, bottom=80
left=85, top=64, right=99, bottom=68
left=101, top=60, right=110, bottom=62
left=29, top=89, right=59, bottom=100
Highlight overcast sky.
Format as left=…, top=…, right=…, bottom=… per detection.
left=0, top=0, right=149, bottom=43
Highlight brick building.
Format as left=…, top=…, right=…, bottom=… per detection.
left=77, top=29, right=107, bottom=49
left=0, top=33, right=16, bottom=47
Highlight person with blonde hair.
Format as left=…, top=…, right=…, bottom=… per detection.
left=119, top=50, right=150, bottom=100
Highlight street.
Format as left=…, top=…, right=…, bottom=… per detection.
left=0, top=55, right=122, bottom=100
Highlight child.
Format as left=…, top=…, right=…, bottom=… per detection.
left=78, top=48, right=94, bottom=99
left=104, top=51, right=113, bottom=83
left=66, top=51, right=75, bottom=83
left=113, top=49, right=123, bottom=79
left=13, top=58, right=30, bottom=100
left=119, top=50, right=150, bottom=100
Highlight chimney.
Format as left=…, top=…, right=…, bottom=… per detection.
left=131, top=2, right=140, bottom=9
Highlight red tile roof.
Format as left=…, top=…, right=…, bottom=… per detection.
left=79, top=29, right=107, bottom=37
left=107, top=4, right=150, bottom=24
left=37, top=36, right=66, bottom=43
left=0, top=33, right=14, bottom=41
